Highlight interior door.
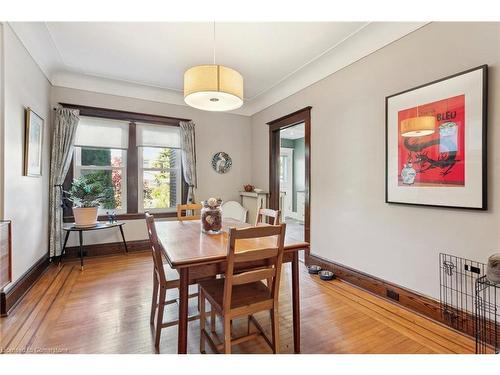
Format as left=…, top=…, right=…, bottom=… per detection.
left=280, top=148, right=294, bottom=219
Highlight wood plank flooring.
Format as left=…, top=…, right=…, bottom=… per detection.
left=0, top=252, right=475, bottom=354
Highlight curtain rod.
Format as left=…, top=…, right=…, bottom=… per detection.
left=53, top=103, right=191, bottom=123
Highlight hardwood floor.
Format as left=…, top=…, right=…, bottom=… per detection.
left=0, top=252, right=475, bottom=354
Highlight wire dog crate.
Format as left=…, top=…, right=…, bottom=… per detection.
left=439, top=253, right=485, bottom=336
left=439, top=253, right=499, bottom=354
left=475, top=276, right=499, bottom=354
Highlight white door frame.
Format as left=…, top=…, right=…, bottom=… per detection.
left=279, top=147, right=294, bottom=219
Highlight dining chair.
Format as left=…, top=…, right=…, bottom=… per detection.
left=198, top=223, right=287, bottom=354
left=145, top=212, right=200, bottom=349
left=255, top=208, right=280, bottom=226
left=221, top=200, right=248, bottom=222
left=176, top=203, right=202, bottom=221
left=255, top=208, right=282, bottom=300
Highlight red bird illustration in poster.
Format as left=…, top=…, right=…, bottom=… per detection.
left=398, top=94, right=465, bottom=187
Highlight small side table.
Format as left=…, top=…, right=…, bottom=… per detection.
left=59, top=222, right=128, bottom=270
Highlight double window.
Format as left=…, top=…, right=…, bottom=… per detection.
left=69, top=112, right=184, bottom=217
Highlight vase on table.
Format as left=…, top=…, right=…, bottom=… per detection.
left=201, top=198, right=223, bottom=234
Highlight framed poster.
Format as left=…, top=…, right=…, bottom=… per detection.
left=385, top=65, right=487, bottom=209
left=24, top=108, right=44, bottom=177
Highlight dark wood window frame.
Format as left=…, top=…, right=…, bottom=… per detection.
left=267, top=106, right=311, bottom=263
left=61, top=103, right=190, bottom=222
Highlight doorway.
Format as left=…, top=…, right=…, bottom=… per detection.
left=268, top=107, right=311, bottom=263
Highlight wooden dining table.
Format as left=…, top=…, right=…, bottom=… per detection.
left=155, top=218, right=309, bottom=354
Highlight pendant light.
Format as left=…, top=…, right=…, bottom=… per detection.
left=400, top=104, right=436, bottom=137
left=184, top=23, right=244, bottom=112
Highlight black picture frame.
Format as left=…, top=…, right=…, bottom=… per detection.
left=385, top=65, right=488, bottom=210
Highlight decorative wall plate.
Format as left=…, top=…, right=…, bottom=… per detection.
left=211, top=152, right=232, bottom=174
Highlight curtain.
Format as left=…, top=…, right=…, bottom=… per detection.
left=179, top=121, right=197, bottom=204
left=48, top=107, right=80, bottom=258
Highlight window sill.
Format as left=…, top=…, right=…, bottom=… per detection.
left=63, top=211, right=177, bottom=223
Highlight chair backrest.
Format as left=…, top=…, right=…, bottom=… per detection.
left=176, top=203, right=202, bottom=221
left=255, top=208, right=280, bottom=226
left=145, top=212, right=166, bottom=284
left=223, top=224, right=286, bottom=315
left=222, top=201, right=248, bottom=222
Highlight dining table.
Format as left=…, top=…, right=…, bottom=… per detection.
left=155, top=218, right=309, bottom=354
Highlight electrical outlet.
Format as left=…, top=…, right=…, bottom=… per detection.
left=464, top=264, right=481, bottom=274
left=470, top=265, right=481, bottom=274
left=386, top=289, right=400, bottom=301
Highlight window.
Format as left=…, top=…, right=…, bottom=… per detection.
left=136, top=122, right=182, bottom=212
left=74, top=147, right=127, bottom=213
left=73, top=117, right=129, bottom=214
left=65, top=109, right=186, bottom=219
left=280, top=155, right=288, bottom=184
left=140, top=147, right=181, bottom=211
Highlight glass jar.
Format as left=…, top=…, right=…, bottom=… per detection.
left=201, top=198, right=223, bottom=234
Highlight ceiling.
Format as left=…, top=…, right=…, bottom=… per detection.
left=280, top=123, right=305, bottom=140
left=9, top=22, right=427, bottom=115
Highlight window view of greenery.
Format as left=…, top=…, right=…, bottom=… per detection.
left=76, top=147, right=179, bottom=213
left=80, top=148, right=124, bottom=210
left=142, top=147, right=180, bottom=210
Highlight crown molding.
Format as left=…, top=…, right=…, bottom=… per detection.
left=52, top=71, right=187, bottom=107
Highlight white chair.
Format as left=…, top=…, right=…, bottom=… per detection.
left=222, top=201, right=248, bottom=222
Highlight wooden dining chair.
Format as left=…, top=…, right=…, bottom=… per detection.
left=176, top=203, right=202, bottom=221
left=255, top=208, right=280, bottom=226
left=255, top=209, right=282, bottom=294
left=145, top=212, right=200, bottom=349
left=198, top=223, right=286, bottom=354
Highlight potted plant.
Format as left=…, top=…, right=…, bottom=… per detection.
left=65, top=173, right=113, bottom=227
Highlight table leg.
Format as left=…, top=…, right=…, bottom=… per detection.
left=178, top=267, right=189, bottom=354
left=59, top=231, right=71, bottom=266
left=292, top=251, right=301, bottom=354
left=119, top=225, right=128, bottom=254
left=79, top=230, right=84, bottom=271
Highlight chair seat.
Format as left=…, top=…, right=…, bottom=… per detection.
left=198, top=278, right=272, bottom=317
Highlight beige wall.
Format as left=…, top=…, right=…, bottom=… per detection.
left=2, top=24, right=51, bottom=283
left=51, top=87, right=252, bottom=246
left=250, top=22, right=500, bottom=299
left=0, top=24, right=4, bottom=218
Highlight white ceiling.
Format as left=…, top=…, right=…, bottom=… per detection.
left=280, top=123, right=305, bottom=140
left=9, top=22, right=428, bottom=116
left=46, top=22, right=367, bottom=99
